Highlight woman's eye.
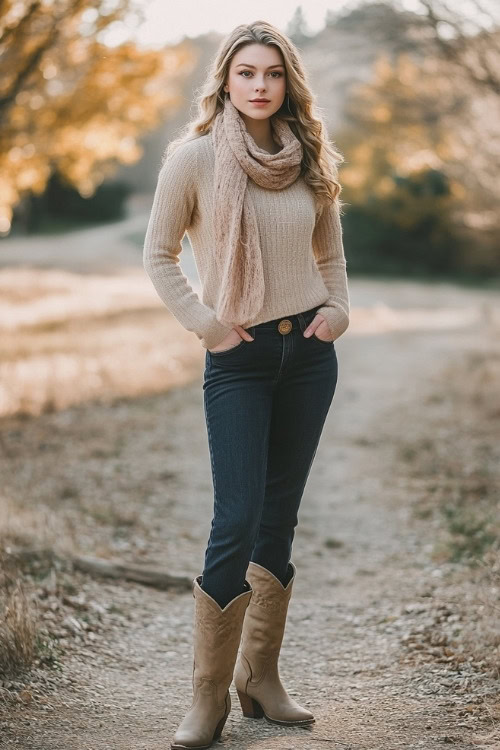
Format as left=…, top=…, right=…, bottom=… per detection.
left=238, top=71, right=283, bottom=78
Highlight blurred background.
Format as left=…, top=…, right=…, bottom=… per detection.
left=1, top=0, right=499, bottom=417
left=1, top=2, right=499, bottom=732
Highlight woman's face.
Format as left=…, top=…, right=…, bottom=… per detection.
left=224, top=43, right=287, bottom=121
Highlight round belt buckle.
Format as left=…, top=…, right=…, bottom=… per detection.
left=278, top=319, right=292, bottom=335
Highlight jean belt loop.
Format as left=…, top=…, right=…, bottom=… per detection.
left=297, top=312, right=306, bottom=333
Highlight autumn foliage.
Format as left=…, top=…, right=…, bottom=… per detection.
left=0, top=0, right=195, bottom=236
left=338, top=51, right=500, bottom=275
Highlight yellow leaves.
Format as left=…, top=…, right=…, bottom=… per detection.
left=0, top=154, right=50, bottom=235
left=8, top=105, right=30, bottom=127
left=373, top=51, right=420, bottom=88
left=372, top=52, right=394, bottom=83
left=125, top=104, right=143, bottom=122
left=396, top=55, right=421, bottom=87
left=66, top=38, right=92, bottom=66
left=400, top=149, right=443, bottom=173
left=35, top=106, right=58, bottom=127
left=28, top=94, right=44, bottom=110
left=377, top=175, right=394, bottom=196
left=0, top=175, right=18, bottom=206
left=0, top=212, right=12, bottom=235
left=17, top=167, right=42, bottom=191
left=373, top=105, right=391, bottom=123
left=2, top=2, right=26, bottom=30
left=116, top=137, right=142, bottom=165
left=340, top=165, right=366, bottom=190
left=0, top=3, right=197, bottom=231
left=42, top=63, right=58, bottom=80
left=340, top=48, right=470, bottom=209
left=451, top=182, right=467, bottom=201
left=8, top=144, right=34, bottom=162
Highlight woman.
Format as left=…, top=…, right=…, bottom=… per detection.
left=143, top=19, right=350, bottom=750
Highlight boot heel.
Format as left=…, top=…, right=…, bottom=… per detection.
left=213, top=712, right=228, bottom=740
left=237, top=690, right=264, bottom=719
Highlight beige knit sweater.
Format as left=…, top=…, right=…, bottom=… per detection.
left=143, top=132, right=350, bottom=350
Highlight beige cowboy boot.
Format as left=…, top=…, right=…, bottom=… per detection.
left=171, top=576, right=252, bottom=749
left=234, top=561, right=315, bottom=726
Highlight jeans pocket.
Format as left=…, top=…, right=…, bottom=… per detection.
left=208, top=327, right=256, bottom=356
left=208, top=339, right=246, bottom=356
left=312, top=331, right=335, bottom=346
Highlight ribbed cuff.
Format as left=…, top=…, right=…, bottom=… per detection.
left=200, top=316, right=234, bottom=350
left=316, top=305, right=349, bottom=342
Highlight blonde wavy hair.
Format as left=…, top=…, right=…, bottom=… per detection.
left=164, top=20, right=345, bottom=213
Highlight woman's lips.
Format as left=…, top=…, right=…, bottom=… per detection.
left=250, top=100, right=270, bottom=106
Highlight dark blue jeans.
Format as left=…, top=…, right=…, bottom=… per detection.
left=201, top=305, right=338, bottom=608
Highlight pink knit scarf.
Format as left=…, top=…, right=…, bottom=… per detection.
left=211, top=96, right=303, bottom=327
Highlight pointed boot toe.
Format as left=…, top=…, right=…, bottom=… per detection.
left=171, top=577, right=252, bottom=748
left=234, top=561, right=315, bottom=727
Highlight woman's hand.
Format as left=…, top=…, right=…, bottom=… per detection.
left=208, top=325, right=254, bottom=353
left=303, top=314, right=334, bottom=342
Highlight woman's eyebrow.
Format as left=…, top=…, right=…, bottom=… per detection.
left=234, top=63, right=285, bottom=69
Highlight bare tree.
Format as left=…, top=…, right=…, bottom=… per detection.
left=415, top=0, right=500, bottom=95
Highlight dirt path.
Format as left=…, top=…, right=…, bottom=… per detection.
left=1, top=281, right=499, bottom=749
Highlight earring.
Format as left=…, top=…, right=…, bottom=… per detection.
left=286, top=93, right=294, bottom=117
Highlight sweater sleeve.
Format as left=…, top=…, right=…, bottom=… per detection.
left=312, top=199, right=350, bottom=341
left=143, top=140, right=233, bottom=350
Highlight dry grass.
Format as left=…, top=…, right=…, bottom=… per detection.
left=2, top=267, right=498, bottom=418
left=0, top=553, right=38, bottom=677
left=398, top=347, right=500, bottom=677
left=462, top=548, right=500, bottom=678
left=0, top=268, right=207, bottom=417
left=471, top=695, right=500, bottom=747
